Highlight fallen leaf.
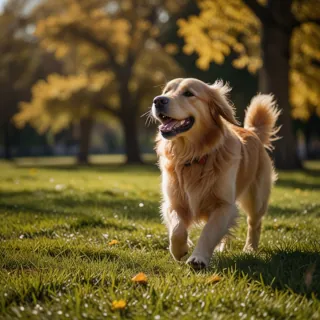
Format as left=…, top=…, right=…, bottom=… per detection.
left=131, top=272, right=148, bottom=284
left=112, top=299, right=126, bottom=310
left=206, top=274, right=222, bottom=284
left=108, top=239, right=119, bottom=246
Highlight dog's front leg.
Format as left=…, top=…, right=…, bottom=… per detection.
left=187, top=204, right=238, bottom=269
left=163, top=206, right=189, bottom=261
left=169, top=217, right=189, bottom=261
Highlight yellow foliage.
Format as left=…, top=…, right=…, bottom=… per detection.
left=291, top=23, right=320, bottom=119
left=35, top=2, right=132, bottom=63
left=14, top=72, right=115, bottom=133
left=150, top=26, right=160, bottom=38
left=179, top=0, right=320, bottom=120
left=13, top=0, right=184, bottom=134
left=232, top=55, right=249, bottom=69
left=164, top=43, right=179, bottom=55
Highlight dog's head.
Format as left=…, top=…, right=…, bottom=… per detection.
left=152, top=78, right=238, bottom=141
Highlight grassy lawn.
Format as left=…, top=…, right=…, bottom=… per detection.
left=0, top=157, right=319, bottom=319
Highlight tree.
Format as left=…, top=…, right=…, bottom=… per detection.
left=14, top=72, right=117, bottom=163
left=0, top=0, right=37, bottom=159
left=178, top=0, right=320, bottom=169
left=14, top=0, right=185, bottom=164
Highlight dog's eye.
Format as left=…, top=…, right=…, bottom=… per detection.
left=183, top=90, right=194, bottom=97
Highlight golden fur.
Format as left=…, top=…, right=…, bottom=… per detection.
left=152, top=78, right=280, bottom=269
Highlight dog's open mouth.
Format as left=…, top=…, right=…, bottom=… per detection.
left=159, top=114, right=194, bottom=138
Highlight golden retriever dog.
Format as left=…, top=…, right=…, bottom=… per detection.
left=152, top=78, right=280, bottom=269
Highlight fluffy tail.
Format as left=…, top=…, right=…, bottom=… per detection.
left=244, top=94, right=281, bottom=150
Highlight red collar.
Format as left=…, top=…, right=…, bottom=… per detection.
left=184, top=155, right=208, bottom=167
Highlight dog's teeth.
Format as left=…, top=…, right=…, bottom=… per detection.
left=180, top=120, right=185, bottom=125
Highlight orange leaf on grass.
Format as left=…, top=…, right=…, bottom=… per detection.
left=131, top=272, right=148, bottom=284
left=112, top=299, right=126, bottom=310
left=206, top=274, right=222, bottom=284
left=108, top=240, right=119, bottom=246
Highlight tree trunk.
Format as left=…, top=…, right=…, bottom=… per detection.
left=118, top=68, right=143, bottom=164
left=304, top=121, right=311, bottom=159
left=77, top=117, right=93, bottom=165
left=260, top=15, right=301, bottom=169
left=120, top=109, right=143, bottom=164
left=3, top=122, right=12, bottom=160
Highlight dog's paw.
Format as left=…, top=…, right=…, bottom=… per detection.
left=170, top=243, right=188, bottom=261
left=186, top=255, right=209, bottom=270
left=169, top=232, right=190, bottom=261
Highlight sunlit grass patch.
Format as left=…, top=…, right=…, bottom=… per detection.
left=0, top=159, right=319, bottom=319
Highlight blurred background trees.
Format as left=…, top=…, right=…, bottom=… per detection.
left=0, top=0, right=38, bottom=160
left=0, top=0, right=319, bottom=167
left=178, top=0, right=320, bottom=169
left=13, top=0, right=184, bottom=164
left=0, top=0, right=63, bottom=159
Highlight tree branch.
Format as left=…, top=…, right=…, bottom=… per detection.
left=127, top=5, right=158, bottom=64
left=242, top=0, right=271, bottom=23
left=67, top=25, right=120, bottom=71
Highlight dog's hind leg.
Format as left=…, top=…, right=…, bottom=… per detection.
left=240, top=182, right=271, bottom=252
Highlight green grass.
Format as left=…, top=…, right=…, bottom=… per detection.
left=0, top=157, right=320, bottom=320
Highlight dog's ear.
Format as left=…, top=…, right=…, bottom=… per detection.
left=209, top=81, right=239, bottom=125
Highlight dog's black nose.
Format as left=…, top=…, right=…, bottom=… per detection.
left=153, top=96, right=169, bottom=108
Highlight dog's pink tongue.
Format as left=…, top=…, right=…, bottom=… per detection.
left=160, top=119, right=179, bottom=132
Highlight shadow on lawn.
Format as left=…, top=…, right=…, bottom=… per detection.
left=276, top=179, right=320, bottom=191
left=214, top=249, right=320, bottom=297
left=275, top=167, right=320, bottom=191
left=304, top=167, right=320, bottom=178
left=267, top=205, right=300, bottom=217
left=0, top=189, right=160, bottom=221
left=14, top=162, right=160, bottom=174
left=267, top=203, right=320, bottom=217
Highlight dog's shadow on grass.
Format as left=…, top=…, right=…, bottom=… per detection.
left=213, top=249, right=320, bottom=297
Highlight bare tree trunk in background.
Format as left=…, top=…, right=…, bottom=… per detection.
left=77, top=117, right=93, bottom=165
left=3, top=122, right=12, bottom=160
left=120, top=108, right=143, bottom=164
left=260, top=23, right=301, bottom=169
left=118, top=70, right=143, bottom=164
left=244, top=0, right=302, bottom=169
